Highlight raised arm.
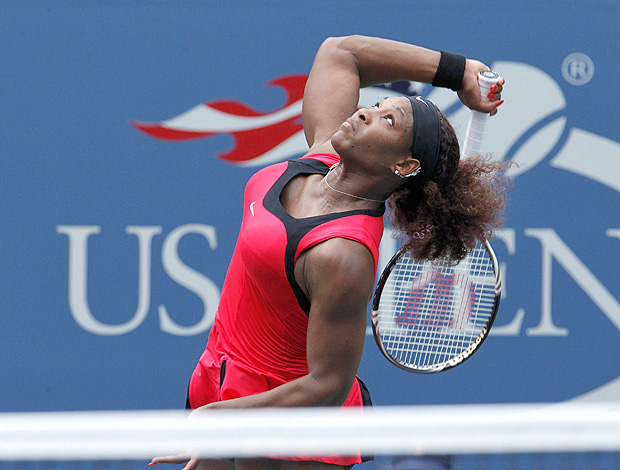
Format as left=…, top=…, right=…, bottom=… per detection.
left=302, top=35, right=502, bottom=151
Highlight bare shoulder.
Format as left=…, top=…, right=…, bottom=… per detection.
left=300, top=237, right=376, bottom=308
left=306, top=237, right=374, bottom=273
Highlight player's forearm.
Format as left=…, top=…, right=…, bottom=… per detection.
left=329, top=34, right=441, bottom=88
left=197, top=373, right=352, bottom=410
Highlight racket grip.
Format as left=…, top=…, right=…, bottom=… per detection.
left=461, top=70, right=501, bottom=159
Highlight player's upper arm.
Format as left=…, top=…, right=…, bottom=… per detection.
left=302, top=36, right=364, bottom=149
left=298, top=237, right=376, bottom=404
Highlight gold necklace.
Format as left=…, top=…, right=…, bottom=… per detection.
left=323, top=163, right=385, bottom=204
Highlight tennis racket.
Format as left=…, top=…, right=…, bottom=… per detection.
left=371, top=70, right=502, bottom=373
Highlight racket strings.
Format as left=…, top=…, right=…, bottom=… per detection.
left=376, top=244, right=497, bottom=370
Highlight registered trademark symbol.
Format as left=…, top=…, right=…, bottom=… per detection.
left=562, top=53, right=594, bottom=85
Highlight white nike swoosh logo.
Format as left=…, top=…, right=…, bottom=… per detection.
left=416, top=96, right=429, bottom=107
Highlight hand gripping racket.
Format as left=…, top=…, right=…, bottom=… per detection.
left=461, top=70, right=501, bottom=158
left=371, top=71, right=502, bottom=373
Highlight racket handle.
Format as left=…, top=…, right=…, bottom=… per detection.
left=460, top=70, right=501, bottom=159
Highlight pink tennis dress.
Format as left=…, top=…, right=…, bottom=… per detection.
left=188, top=154, right=384, bottom=466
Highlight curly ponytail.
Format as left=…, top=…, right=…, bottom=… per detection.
left=388, top=111, right=511, bottom=263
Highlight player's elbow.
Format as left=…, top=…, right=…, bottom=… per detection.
left=308, top=371, right=355, bottom=407
left=318, top=35, right=365, bottom=61
left=321, top=35, right=362, bottom=48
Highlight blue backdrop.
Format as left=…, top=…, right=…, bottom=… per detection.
left=1, top=1, right=619, bottom=413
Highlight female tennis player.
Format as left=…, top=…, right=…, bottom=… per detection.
left=151, top=35, right=508, bottom=470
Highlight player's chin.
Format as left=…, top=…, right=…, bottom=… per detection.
left=331, top=129, right=343, bottom=152
left=330, top=131, right=348, bottom=152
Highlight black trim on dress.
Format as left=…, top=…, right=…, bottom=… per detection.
left=262, top=158, right=384, bottom=315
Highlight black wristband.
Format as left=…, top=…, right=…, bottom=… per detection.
left=432, top=51, right=466, bottom=91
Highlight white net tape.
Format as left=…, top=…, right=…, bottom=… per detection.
left=2, top=403, right=620, bottom=461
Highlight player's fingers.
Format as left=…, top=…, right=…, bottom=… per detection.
left=489, top=99, right=504, bottom=116
left=490, top=83, right=503, bottom=94
left=150, top=454, right=191, bottom=465
left=488, top=77, right=506, bottom=116
left=476, top=97, right=504, bottom=116
left=486, top=74, right=504, bottom=116
left=182, top=458, right=201, bottom=470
